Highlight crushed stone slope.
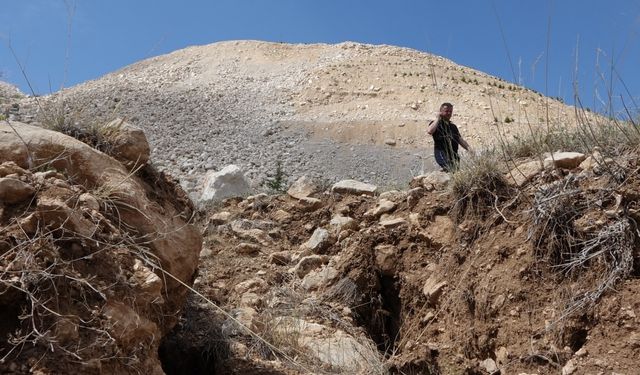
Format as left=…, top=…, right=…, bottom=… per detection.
left=16, top=40, right=580, bottom=193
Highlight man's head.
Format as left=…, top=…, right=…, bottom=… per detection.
left=439, top=102, right=453, bottom=121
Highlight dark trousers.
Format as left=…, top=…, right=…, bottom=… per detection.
left=434, top=148, right=459, bottom=172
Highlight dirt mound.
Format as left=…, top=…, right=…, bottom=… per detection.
left=0, top=121, right=201, bottom=374
left=179, top=150, right=639, bottom=374
left=10, top=41, right=591, bottom=191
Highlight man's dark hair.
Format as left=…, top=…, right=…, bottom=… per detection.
left=440, top=102, right=453, bottom=109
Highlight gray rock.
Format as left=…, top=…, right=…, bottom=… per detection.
left=412, top=171, right=450, bottom=191
left=422, top=275, right=447, bottom=305
left=301, top=265, right=339, bottom=290
left=480, top=358, right=498, bottom=374
left=300, top=228, right=332, bottom=253
left=366, top=199, right=397, bottom=217
left=234, top=242, right=261, bottom=256
left=293, top=255, right=328, bottom=278
left=78, top=193, right=100, bottom=211
left=329, top=214, right=358, bottom=233
left=506, top=160, right=543, bottom=187
left=561, top=359, right=576, bottom=375
left=199, top=164, right=251, bottom=204
left=331, top=179, right=377, bottom=196
left=296, top=196, right=323, bottom=212
left=374, top=244, right=397, bottom=275
left=379, top=216, right=407, bottom=228
left=287, top=175, right=317, bottom=199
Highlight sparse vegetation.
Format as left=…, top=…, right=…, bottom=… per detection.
left=531, top=173, right=636, bottom=322
left=4, top=29, right=640, bottom=374
left=263, top=159, right=288, bottom=193
left=450, top=150, right=511, bottom=221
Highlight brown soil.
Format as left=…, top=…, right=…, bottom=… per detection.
left=163, top=151, right=640, bottom=374
left=0, top=122, right=201, bottom=375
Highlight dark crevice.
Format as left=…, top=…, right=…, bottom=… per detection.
left=158, top=299, right=228, bottom=375
left=0, top=291, right=25, bottom=358
left=566, top=327, right=588, bottom=352
left=377, top=274, right=402, bottom=353
left=352, top=272, right=403, bottom=354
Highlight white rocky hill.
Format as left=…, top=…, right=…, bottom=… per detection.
left=9, top=40, right=581, bottom=195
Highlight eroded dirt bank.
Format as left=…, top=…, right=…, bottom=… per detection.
left=168, top=151, right=640, bottom=374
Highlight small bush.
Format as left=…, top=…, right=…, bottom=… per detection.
left=263, top=160, right=287, bottom=193
left=450, top=151, right=511, bottom=221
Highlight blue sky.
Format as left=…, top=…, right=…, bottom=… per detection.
left=1, top=1, right=639, bottom=115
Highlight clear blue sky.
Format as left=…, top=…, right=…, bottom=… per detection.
left=1, top=1, right=639, bottom=115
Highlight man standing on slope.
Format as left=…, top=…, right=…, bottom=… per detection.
left=427, top=102, right=472, bottom=172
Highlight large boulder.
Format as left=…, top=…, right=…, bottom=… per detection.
left=199, top=164, right=251, bottom=204
left=102, top=118, right=151, bottom=169
left=0, top=121, right=201, bottom=374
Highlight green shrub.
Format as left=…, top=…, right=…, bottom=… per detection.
left=264, top=160, right=287, bottom=193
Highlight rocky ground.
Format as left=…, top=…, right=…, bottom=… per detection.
left=0, top=121, right=201, bottom=374
left=3, top=40, right=588, bottom=199
left=1, top=41, right=631, bottom=375
left=169, top=149, right=640, bottom=374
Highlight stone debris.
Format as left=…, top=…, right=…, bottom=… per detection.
left=287, top=175, right=317, bottom=199
left=300, top=227, right=332, bottom=253
left=506, top=160, right=543, bottom=187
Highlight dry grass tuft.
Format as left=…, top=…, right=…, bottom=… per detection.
left=530, top=173, right=637, bottom=322
left=450, top=150, right=512, bottom=221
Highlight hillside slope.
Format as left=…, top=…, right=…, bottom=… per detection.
left=12, top=40, right=583, bottom=194
left=174, top=149, right=640, bottom=374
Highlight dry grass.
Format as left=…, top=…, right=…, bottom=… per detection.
left=0, top=153, right=189, bottom=372
left=530, top=172, right=637, bottom=323
left=449, top=150, right=512, bottom=222
left=0, top=212, right=159, bottom=369
left=250, top=279, right=387, bottom=375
